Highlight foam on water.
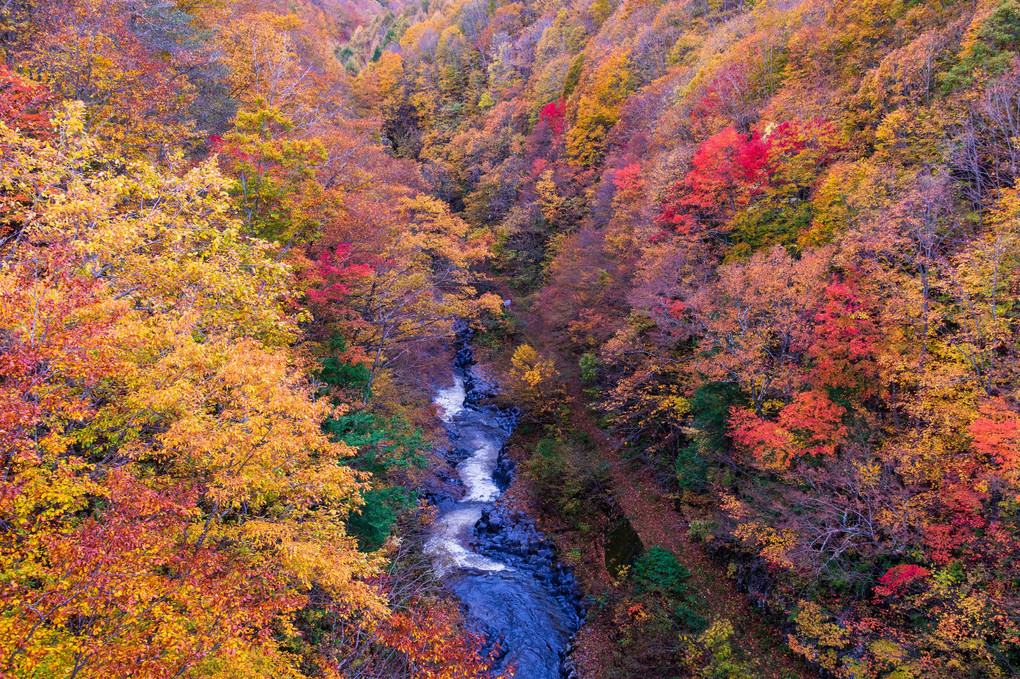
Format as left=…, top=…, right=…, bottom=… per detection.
left=457, top=439, right=501, bottom=502
left=425, top=506, right=506, bottom=575
left=434, top=374, right=466, bottom=422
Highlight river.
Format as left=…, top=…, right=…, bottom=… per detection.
left=426, top=339, right=582, bottom=679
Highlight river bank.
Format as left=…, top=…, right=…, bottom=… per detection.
left=462, top=314, right=819, bottom=679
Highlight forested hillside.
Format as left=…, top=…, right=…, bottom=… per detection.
left=2, top=0, right=1020, bottom=678
left=0, top=1, right=503, bottom=677
left=349, top=0, right=1020, bottom=675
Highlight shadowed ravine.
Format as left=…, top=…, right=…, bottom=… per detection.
left=426, top=338, right=583, bottom=679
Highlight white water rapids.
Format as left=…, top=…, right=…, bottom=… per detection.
left=426, top=376, right=505, bottom=573
left=424, top=359, right=574, bottom=679
left=434, top=374, right=466, bottom=423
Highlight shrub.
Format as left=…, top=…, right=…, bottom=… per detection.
left=690, top=382, right=747, bottom=451
left=675, top=442, right=709, bottom=493
left=580, top=352, right=601, bottom=382
left=688, top=519, right=716, bottom=543
left=632, top=546, right=691, bottom=597
left=681, top=619, right=750, bottom=679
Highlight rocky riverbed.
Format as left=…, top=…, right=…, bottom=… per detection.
left=426, top=331, right=585, bottom=679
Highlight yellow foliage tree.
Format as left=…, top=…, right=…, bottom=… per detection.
left=566, top=51, right=633, bottom=168
left=0, top=104, right=384, bottom=678
left=507, top=344, right=561, bottom=414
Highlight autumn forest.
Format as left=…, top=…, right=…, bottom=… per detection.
left=2, top=0, right=1020, bottom=677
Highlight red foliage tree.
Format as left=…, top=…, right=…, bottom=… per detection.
left=22, top=470, right=297, bottom=678
left=658, top=126, right=768, bottom=234
left=538, top=98, right=567, bottom=136
left=306, top=242, right=375, bottom=307
left=659, top=118, right=842, bottom=237
left=969, top=398, right=1020, bottom=479
left=729, top=391, right=847, bottom=470
left=0, top=67, right=53, bottom=137
left=873, top=564, right=930, bottom=599
left=809, top=277, right=881, bottom=398
left=613, top=162, right=645, bottom=198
